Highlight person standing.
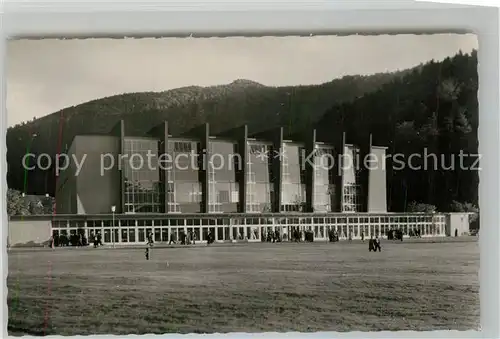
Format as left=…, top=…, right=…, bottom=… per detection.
left=375, top=235, right=382, bottom=252
left=207, top=231, right=212, bottom=245
left=368, top=235, right=374, bottom=252
left=147, top=232, right=154, bottom=247
left=169, top=232, right=176, bottom=245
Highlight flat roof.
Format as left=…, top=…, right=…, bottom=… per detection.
left=10, top=212, right=449, bottom=222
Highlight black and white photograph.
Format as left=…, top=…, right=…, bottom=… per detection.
left=6, top=34, right=479, bottom=335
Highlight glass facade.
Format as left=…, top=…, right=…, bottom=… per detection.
left=166, top=140, right=202, bottom=213
left=49, top=213, right=448, bottom=245
left=342, top=145, right=362, bottom=212
left=208, top=140, right=240, bottom=213
left=73, top=124, right=382, bottom=216
left=246, top=142, right=273, bottom=213
left=313, top=145, right=335, bottom=212
left=281, top=142, right=306, bottom=212
left=123, top=137, right=163, bottom=213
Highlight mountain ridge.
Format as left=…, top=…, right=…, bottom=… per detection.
left=10, top=73, right=407, bottom=131
left=8, top=70, right=403, bottom=197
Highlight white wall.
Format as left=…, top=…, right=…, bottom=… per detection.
left=368, top=146, right=387, bottom=213
left=8, top=220, right=52, bottom=247
left=445, top=213, right=471, bottom=236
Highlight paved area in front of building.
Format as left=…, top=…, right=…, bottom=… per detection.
left=8, top=235, right=478, bottom=252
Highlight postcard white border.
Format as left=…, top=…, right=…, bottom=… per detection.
left=1, top=1, right=498, bottom=338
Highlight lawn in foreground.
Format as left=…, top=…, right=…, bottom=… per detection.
left=7, top=240, right=479, bottom=335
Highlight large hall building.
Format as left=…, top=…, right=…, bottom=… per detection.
left=8, top=120, right=471, bottom=247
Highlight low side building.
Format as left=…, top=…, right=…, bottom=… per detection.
left=7, top=212, right=472, bottom=247
left=445, top=213, right=473, bottom=237
left=8, top=218, right=52, bottom=247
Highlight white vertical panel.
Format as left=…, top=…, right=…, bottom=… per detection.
left=368, top=147, right=387, bottom=213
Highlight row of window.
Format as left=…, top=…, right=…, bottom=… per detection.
left=54, top=221, right=444, bottom=244
left=169, top=141, right=197, bottom=153
left=281, top=183, right=306, bottom=204
left=207, top=142, right=239, bottom=211
left=124, top=191, right=162, bottom=203
left=124, top=139, right=159, bottom=152
left=342, top=183, right=362, bottom=212
left=166, top=192, right=202, bottom=205
left=124, top=204, right=163, bottom=213
left=246, top=183, right=272, bottom=200
left=281, top=204, right=305, bottom=212
left=167, top=203, right=182, bottom=213
left=247, top=145, right=273, bottom=214
left=123, top=140, right=163, bottom=215
left=207, top=185, right=240, bottom=203
left=282, top=144, right=304, bottom=165
left=208, top=204, right=223, bottom=213
left=52, top=214, right=446, bottom=229
left=129, top=139, right=340, bottom=159
left=56, top=226, right=257, bottom=243
left=313, top=204, right=332, bottom=213
left=122, top=141, right=354, bottom=213
left=124, top=139, right=362, bottom=174
left=124, top=177, right=348, bottom=211
left=246, top=203, right=268, bottom=213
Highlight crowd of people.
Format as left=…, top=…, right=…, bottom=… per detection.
left=262, top=229, right=283, bottom=243
left=258, top=228, right=317, bottom=243
left=368, top=235, right=382, bottom=252
left=49, top=226, right=415, bottom=252
left=408, top=228, right=422, bottom=238
left=50, top=230, right=109, bottom=248
left=289, top=228, right=314, bottom=242
left=51, top=231, right=91, bottom=247
left=167, top=230, right=199, bottom=245
left=328, top=229, right=340, bottom=242
left=387, top=228, right=404, bottom=241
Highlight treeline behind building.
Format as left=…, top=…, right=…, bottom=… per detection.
left=317, top=50, right=479, bottom=213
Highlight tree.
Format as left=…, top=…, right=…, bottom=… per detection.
left=317, top=50, right=478, bottom=211
left=407, top=201, right=436, bottom=213
left=7, top=189, right=54, bottom=216
left=7, top=189, right=29, bottom=216
left=449, top=200, right=479, bottom=223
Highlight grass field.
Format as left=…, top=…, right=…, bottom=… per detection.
left=7, top=239, right=480, bottom=335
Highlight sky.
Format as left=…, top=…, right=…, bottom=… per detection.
left=7, top=34, right=478, bottom=127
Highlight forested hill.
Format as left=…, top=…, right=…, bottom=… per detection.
left=7, top=71, right=404, bottom=196
left=316, top=50, right=478, bottom=211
